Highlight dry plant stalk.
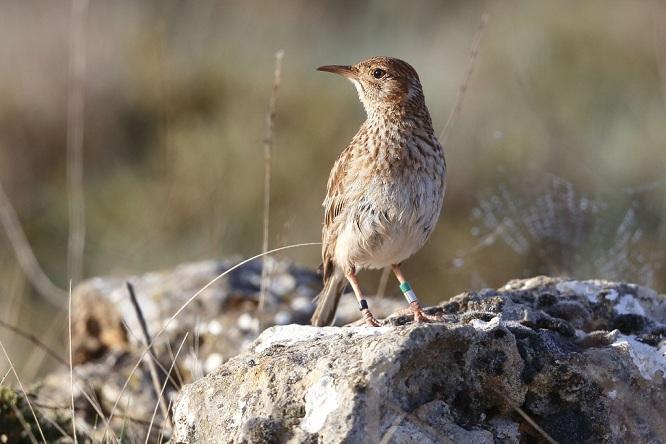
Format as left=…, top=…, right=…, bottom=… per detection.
left=102, top=242, right=320, bottom=437
left=375, top=267, right=391, bottom=298
left=145, top=333, right=188, bottom=443
left=259, top=50, right=285, bottom=313
left=0, top=318, right=68, bottom=366
left=1, top=368, right=12, bottom=385
left=127, top=282, right=171, bottom=428
left=439, top=12, right=489, bottom=145
left=0, top=316, right=115, bottom=437
left=0, top=340, right=47, bottom=443
left=0, top=183, right=67, bottom=306
left=67, top=0, right=88, bottom=285
left=68, top=280, right=78, bottom=444
left=381, top=396, right=453, bottom=443
left=513, top=405, right=558, bottom=444
left=10, top=403, right=39, bottom=444
left=653, top=2, right=666, bottom=106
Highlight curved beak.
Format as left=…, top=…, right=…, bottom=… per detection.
left=317, top=65, right=357, bottom=80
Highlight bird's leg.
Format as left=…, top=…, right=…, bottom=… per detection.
left=345, top=269, right=382, bottom=327
left=391, top=264, right=440, bottom=322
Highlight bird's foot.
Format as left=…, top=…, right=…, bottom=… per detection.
left=410, top=301, right=440, bottom=323
left=388, top=301, right=441, bottom=323
left=361, top=309, right=382, bottom=327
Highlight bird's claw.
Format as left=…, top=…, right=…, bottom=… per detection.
left=361, top=309, right=382, bottom=327
left=386, top=301, right=442, bottom=323
left=410, top=301, right=441, bottom=323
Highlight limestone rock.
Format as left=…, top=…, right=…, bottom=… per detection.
left=173, top=277, right=666, bottom=443
left=70, top=257, right=402, bottom=368
left=40, top=258, right=402, bottom=441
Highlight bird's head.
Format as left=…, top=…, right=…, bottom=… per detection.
left=318, top=57, right=425, bottom=117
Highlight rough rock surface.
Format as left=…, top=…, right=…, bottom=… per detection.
left=37, top=258, right=402, bottom=442
left=173, top=277, right=666, bottom=443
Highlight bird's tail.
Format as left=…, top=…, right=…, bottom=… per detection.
left=311, top=268, right=347, bottom=326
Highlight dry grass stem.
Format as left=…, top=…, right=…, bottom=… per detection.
left=0, top=339, right=47, bottom=443
left=157, top=398, right=174, bottom=444
left=10, top=403, right=39, bottom=444
left=513, top=405, right=558, bottom=444
left=375, top=267, right=391, bottom=298
left=488, top=385, right=558, bottom=443
left=383, top=397, right=454, bottom=443
left=165, top=340, right=185, bottom=388
left=127, top=282, right=171, bottom=428
left=191, top=319, right=203, bottom=381
left=68, top=280, right=78, bottom=444
left=144, top=333, right=188, bottom=443
left=0, top=318, right=68, bottom=366
left=22, top=315, right=62, bottom=381
left=378, top=411, right=407, bottom=444
left=439, top=12, right=489, bottom=145
left=652, top=2, right=666, bottom=105
left=1, top=368, right=11, bottom=385
left=36, top=408, right=74, bottom=442
left=121, top=318, right=181, bottom=388
left=0, top=317, right=113, bottom=438
left=103, top=242, right=320, bottom=437
left=6, top=264, right=26, bottom=330
left=259, top=49, right=285, bottom=313
left=34, top=400, right=162, bottom=432
left=0, top=182, right=67, bottom=306
left=66, top=0, right=88, bottom=285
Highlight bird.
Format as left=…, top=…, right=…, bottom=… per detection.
left=311, top=56, right=447, bottom=327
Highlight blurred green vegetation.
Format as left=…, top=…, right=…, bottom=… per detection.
left=0, top=1, right=665, bottom=371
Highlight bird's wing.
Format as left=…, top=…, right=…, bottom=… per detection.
left=323, top=148, right=351, bottom=227
left=320, top=137, right=359, bottom=279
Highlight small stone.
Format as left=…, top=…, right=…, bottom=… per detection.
left=237, top=313, right=258, bottom=332
left=291, top=295, right=313, bottom=312
left=204, top=353, right=223, bottom=374
left=274, top=310, right=292, bottom=325
left=269, top=274, right=297, bottom=296
left=207, top=320, right=223, bottom=336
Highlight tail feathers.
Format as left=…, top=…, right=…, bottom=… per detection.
left=311, top=271, right=347, bottom=326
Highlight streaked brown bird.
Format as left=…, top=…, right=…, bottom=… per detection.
left=311, top=57, right=447, bottom=327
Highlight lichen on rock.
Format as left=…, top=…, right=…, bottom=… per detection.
left=173, top=276, right=666, bottom=443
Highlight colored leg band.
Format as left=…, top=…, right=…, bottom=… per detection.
left=359, top=299, right=369, bottom=311
left=399, top=281, right=419, bottom=304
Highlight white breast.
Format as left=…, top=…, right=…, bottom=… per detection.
left=334, top=168, right=444, bottom=270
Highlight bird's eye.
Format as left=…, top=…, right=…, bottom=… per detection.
left=372, top=68, right=386, bottom=79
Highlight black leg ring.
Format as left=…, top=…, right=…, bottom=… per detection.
left=359, top=299, right=369, bottom=311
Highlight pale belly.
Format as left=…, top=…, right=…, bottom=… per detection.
left=333, top=175, right=444, bottom=270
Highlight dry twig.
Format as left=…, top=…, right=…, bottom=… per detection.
left=103, top=242, right=320, bottom=439
left=0, top=339, right=47, bottom=443
left=10, top=403, right=40, bottom=444
left=375, top=267, right=392, bottom=298
left=66, top=0, right=88, bottom=285
left=0, top=183, right=67, bottom=306
left=439, top=12, right=489, bottom=145
left=127, top=282, right=171, bottom=428
left=145, top=333, right=188, bottom=443
left=0, top=318, right=68, bottom=366
left=68, top=280, right=78, bottom=444
left=0, top=316, right=113, bottom=437
left=259, top=50, right=285, bottom=313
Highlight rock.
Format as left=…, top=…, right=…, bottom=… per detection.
left=38, top=258, right=403, bottom=441
left=70, top=257, right=402, bottom=368
left=172, top=277, right=666, bottom=443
